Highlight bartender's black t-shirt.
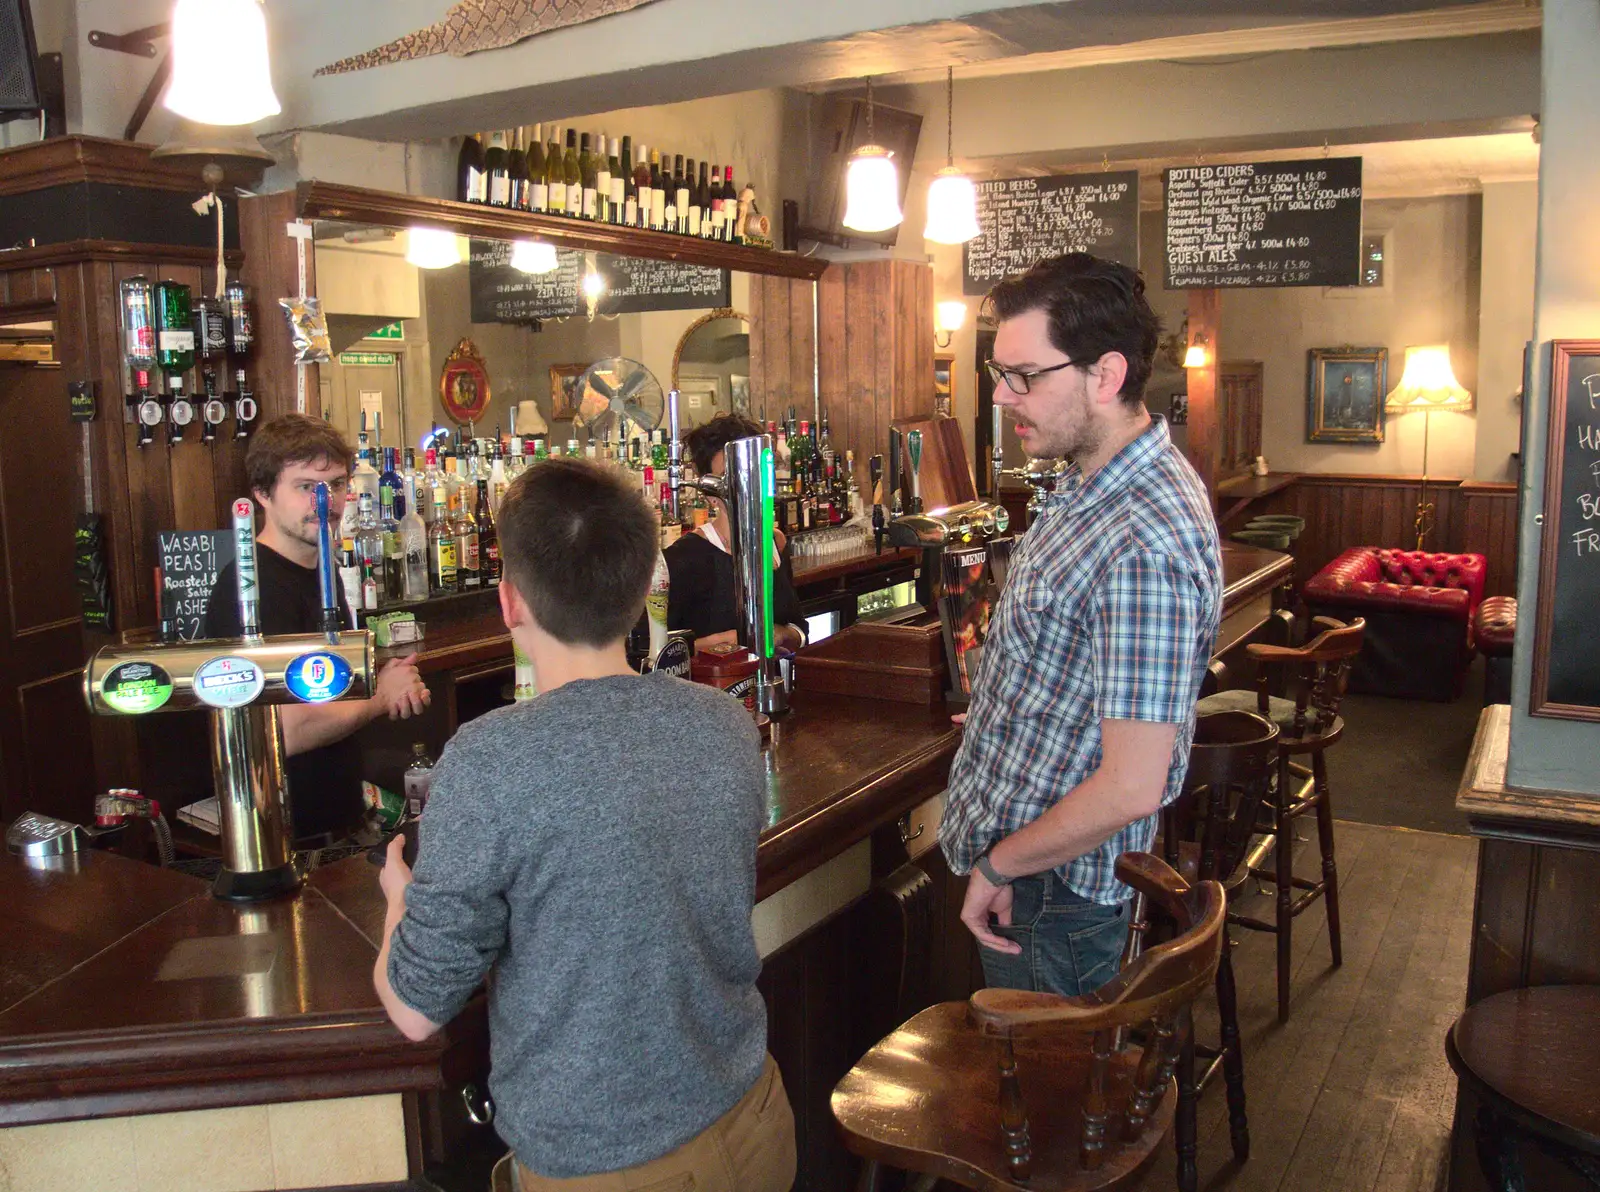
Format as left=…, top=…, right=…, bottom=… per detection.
left=204, top=543, right=364, bottom=841
left=664, top=532, right=806, bottom=644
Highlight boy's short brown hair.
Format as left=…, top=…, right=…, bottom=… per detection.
left=247, top=414, right=353, bottom=502
left=496, top=457, right=658, bottom=647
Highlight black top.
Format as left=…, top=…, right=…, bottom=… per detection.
left=204, top=543, right=364, bottom=842
left=664, top=531, right=806, bottom=645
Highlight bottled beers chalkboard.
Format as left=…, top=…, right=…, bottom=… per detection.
left=1531, top=340, right=1600, bottom=719
left=1163, top=157, right=1363, bottom=288
left=469, top=240, right=730, bottom=323
left=962, top=171, right=1140, bottom=296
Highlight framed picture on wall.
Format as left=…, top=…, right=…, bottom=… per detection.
left=549, top=363, right=586, bottom=420
left=933, top=355, right=954, bottom=417
left=1307, top=346, right=1388, bottom=443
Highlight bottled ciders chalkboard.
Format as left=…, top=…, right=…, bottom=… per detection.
left=1163, top=156, right=1363, bottom=288
left=962, top=171, right=1140, bottom=296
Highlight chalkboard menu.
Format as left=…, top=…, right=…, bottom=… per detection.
left=1163, top=156, right=1363, bottom=288
left=159, top=530, right=233, bottom=642
left=469, top=240, right=730, bottom=323
left=1532, top=341, right=1600, bottom=719
left=962, top=171, right=1139, bottom=295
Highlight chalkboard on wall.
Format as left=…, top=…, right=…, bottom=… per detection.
left=962, top=171, right=1140, bottom=296
left=1531, top=340, right=1600, bottom=720
left=1163, top=156, right=1363, bottom=289
left=158, top=530, right=234, bottom=642
left=469, top=240, right=731, bottom=323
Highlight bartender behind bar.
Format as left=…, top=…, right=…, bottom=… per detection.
left=204, top=414, right=430, bottom=844
left=666, top=413, right=806, bottom=653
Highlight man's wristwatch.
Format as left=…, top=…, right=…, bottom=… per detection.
left=975, top=848, right=1013, bottom=887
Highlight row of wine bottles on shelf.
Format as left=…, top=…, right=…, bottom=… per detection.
left=118, top=275, right=259, bottom=447
left=456, top=126, right=755, bottom=242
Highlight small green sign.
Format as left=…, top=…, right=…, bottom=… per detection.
left=338, top=351, right=397, bottom=367
left=101, top=661, right=174, bottom=714
left=368, top=322, right=404, bottom=341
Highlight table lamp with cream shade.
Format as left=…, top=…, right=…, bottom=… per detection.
left=1384, top=344, right=1473, bottom=549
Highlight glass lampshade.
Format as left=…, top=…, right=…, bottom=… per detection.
left=1385, top=345, right=1473, bottom=410
left=936, top=301, right=968, bottom=335
left=924, top=167, right=980, bottom=244
left=1183, top=337, right=1211, bottom=368
left=842, top=146, right=903, bottom=233
left=163, top=0, right=282, bottom=126
left=510, top=239, right=558, bottom=274
left=405, top=228, right=464, bottom=270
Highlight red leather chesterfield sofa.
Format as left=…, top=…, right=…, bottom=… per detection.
left=1302, top=548, right=1487, bottom=701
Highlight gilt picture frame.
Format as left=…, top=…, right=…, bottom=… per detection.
left=1307, top=346, right=1387, bottom=443
left=549, top=363, right=587, bottom=420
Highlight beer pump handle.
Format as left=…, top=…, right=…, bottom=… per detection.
left=991, top=401, right=1006, bottom=497
left=665, top=388, right=682, bottom=522
left=906, top=430, right=923, bottom=515
left=232, top=498, right=261, bottom=641
left=869, top=455, right=885, bottom=554
left=315, top=483, right=341, bottom=641
left=888, top=428, right=903, bottom=517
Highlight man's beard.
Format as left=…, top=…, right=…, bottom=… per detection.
left=1025, top=417, right=1103, bottom=464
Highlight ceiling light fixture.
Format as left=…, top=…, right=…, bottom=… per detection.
left=924, top=67, right=980, bottom=245
left=163, top=0, right=282, bottom=126
left=842, top=76, right=903, bottom=233
left=510, top=239, right=558, bottom=274
left=405, top=227, right=463, bottom=270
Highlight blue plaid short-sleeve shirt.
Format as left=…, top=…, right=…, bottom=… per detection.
left=938, top=416, right=1221, bottom=904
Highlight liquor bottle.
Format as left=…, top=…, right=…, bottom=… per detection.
left=420, top=448, right=441, bottom=529
left=457, top=132, right=487, bottom=203
left=607, top=138, right=624, bottom=225
left=527, top=124, right=548, bottom=213
left=579, top=133, right=599, bottom=221
left=562, top=129, right=582, bottom=219
left=485, top=131, right=510, bottom=207
left=657, top=481, right=681, bottom=548
left=356, top=491, right=386, bottom=610
left=489, top=446, right=509, bottom=517
left=708, top=166, right=725, bottom=240
left=772, top=418, right=791, bottom=488
left=544, top=127, right=566, bottom=215
left=594, top=133, right=611, bottom=223
left=337, top=538, right=361, bottom=625
left=673, top=155, right=690, bottom=234
left=507, top=127, right=530, bottom=210
left=684, top=159, right=701, bottom=237
left=155, top=280, right=195, bottom=375
left=379, top=446, right=403, bottom=513
left=648, top=150, right=666, bottom=231
left=403, top=743, right=435, bottom=818
left=633, top=144, right=652, bottom=229
left=119, top=275, right=157, bottom=381
left=428, top=490, right=457, bottom=595
left=620, top=137, right=638, bottom=227
left=380, top=486, right=405, bottom=604
left=400, top=492, right=428, bottom=601
left=453, top=486, right=481, bottom=591
left=352, top=438, right=380, bottom=515
left=475, top=478, right=500, bottom=585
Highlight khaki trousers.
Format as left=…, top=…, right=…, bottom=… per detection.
left=492, top=1055, right=796, bottom=1192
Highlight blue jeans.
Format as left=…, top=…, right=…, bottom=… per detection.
left=980, top=870, right=1130, bottom=997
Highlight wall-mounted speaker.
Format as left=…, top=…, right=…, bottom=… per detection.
left=0, top=0, right=41, bottom=115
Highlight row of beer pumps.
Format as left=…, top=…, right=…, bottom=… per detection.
left=118, top=275, right=260, bottom=448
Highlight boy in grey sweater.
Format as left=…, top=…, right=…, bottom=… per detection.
left=373, top=457, right=795, bottom=1191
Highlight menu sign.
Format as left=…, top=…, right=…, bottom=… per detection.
left=469, top=240, right=730, bottom=323
left=1163, top=157, right=1363, bottom=288
left=1532, top=342, right=1600, bottom=719
left=158, top=529, right=233, bottom=641
left=963, top=171, right=1139, bottom=295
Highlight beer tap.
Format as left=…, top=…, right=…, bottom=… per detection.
left=165, top=375, right=194, bottom=445
left=905, top=429, right=924, bottom=515
left=990, top=401, right=1006, bottom=499
left=200, top=369, right=227, bottom=443
left=132, top=369, right=162, bottom=449
left=887, top=428, right=904, bottom=519
left=869, top=455, right=885, bottom=554
left=231, top=369, right=258, bottom=439
left=315, top=483, right=342, bottom=640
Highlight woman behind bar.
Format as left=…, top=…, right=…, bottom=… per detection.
left=666, top=413, right=806, bottom=653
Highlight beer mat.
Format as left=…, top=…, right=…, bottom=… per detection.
left=177, top=797, right=221, bottom=835
left=156, top=934, right=278, bottom=981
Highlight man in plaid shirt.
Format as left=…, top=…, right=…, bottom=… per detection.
left=938, top=253, right=1220, bottom=996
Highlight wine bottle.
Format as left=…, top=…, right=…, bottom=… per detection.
left=648, top=149, right=666, bottom=231
left=579, top=133, right=599, bottom=221
left=633, top=143, right=652, bottom=229
left=507, top=127, right=530, bottom=211
left=595, top=133, right=613, bottom=224
left=708, top=165, right=725, bottom=240
left=527, top=123, right=548, bottom=213
left=683, top=158, right=700, bottom=237
left=545, top=127, right=566, bottom=215
left=673, top=155, right=690, bottom=235
left=662, top=153, right=679, bottom=233
left=722, top=164, right=739, bottom=242
left=485, top=131, right=510, bottom=207
left=696, top=161, right=711, bottom=238
left=620, top=136, right=638, bottom=228
left=457, top=132, right=487, bottom=204
left=607, top=138, right=625, bottom=225
left=563, top=129, right=582, bottom=219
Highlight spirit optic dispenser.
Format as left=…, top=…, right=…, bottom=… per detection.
left=83, top=493, right=372, bottom=900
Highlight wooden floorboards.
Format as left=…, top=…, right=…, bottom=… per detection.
left=1126, top=820, right=1478, bottom=1192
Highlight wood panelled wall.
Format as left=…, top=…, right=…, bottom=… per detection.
left=750, top=260, right=935, bottom=469
left=1247, top=474, right=1520, bottom=598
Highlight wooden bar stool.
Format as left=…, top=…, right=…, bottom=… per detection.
left=1156, top=709, right=1279, bottom=1167
left=831, top=853, right=1226, bottom=1192
left=1195, top=616, right=1365, bottom=1023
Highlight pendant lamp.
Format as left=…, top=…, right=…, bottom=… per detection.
left=405, top=228, right=464, bottom=270
left=163, top=0, right=282, bottom=127
left=510, top=239, right=558, bottom=274
left=842, top=77, right=903, bottom=233
left=924, top=67, right=980, bottom=245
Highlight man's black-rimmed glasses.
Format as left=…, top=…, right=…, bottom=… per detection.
left=984, top=358, right=1076, bottom=395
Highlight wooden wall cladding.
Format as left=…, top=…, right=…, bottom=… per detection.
left=1249, top=474, right=1520, bottom=597
left=237, top=191, right=320, bottom=425
left=751, top=260, right=935, bottom=468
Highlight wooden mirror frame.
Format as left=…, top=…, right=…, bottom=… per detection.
left=671, top=308, right=748, bottom=391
